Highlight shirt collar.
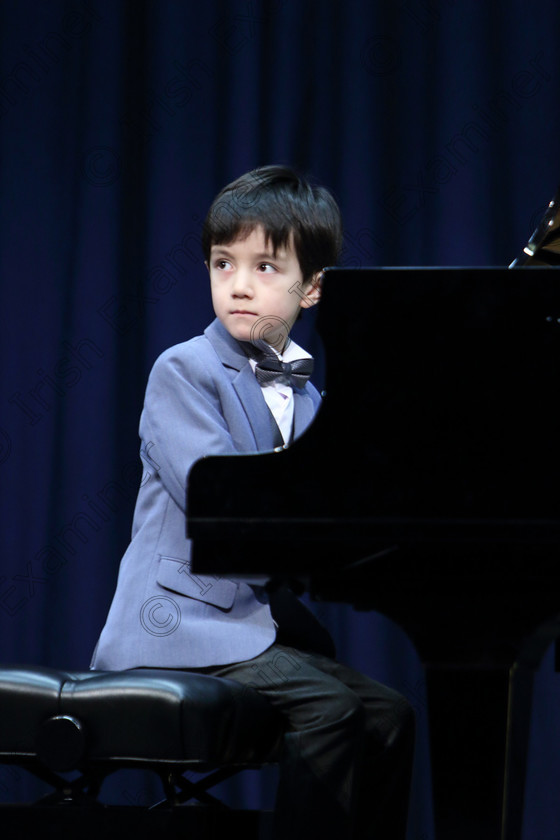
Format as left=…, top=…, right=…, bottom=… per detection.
left=251, top=336, right=312, bottom=362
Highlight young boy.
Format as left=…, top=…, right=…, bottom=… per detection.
left=92, top=165, right=414, bottom=838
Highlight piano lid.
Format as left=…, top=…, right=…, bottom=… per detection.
left=510, top=185, right=560, bottom=266
left=188, top=266, right=560, bottom=559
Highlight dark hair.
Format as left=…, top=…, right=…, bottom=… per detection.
left=201, top=165, right=343, bottom=282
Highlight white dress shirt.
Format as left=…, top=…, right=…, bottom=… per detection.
left=249, top=337, right=313, bottom=445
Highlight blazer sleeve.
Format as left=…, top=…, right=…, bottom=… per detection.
left=139, top=340, right=238, bottom=513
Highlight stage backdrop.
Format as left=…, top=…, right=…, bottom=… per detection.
left=1, top=0, right=560, bottom=835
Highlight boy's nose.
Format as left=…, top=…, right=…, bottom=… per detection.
left=231, top=270, right=253, bottom=296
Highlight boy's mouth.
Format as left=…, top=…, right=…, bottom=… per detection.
left=231, top=310, right=258, bottom=315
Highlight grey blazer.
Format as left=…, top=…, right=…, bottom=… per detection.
left=91, top=318, right=321, bottom=670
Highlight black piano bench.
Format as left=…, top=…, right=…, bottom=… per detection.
left=0, top=665, right=283, bottom=838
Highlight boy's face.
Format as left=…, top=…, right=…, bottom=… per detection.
left=207, top=225, right=320, bottom=352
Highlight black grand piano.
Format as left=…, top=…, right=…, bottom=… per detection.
left=188, top=189, right=560, bottom=839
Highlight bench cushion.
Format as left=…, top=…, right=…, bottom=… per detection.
left=0, top=666, right=283, bottom=771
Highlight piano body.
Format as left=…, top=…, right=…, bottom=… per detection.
left=188, top=196, right=560, bottom=839
left=510, top=186, right=560, bottom=267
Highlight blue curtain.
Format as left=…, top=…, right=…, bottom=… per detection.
left=1, top=0, right=560, bottom=834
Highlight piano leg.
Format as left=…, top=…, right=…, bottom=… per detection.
left=501, top=664, right=535, bottom=840
left=425, top=664, right=534, bottom=840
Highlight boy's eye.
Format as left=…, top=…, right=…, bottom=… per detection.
left=215, top=259, right=232, bottom=270
left=257, top=263, right=276, bottom=273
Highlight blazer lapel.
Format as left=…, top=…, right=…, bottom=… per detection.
left=231, top=364, right=279, bottom=450
left=204, top=318, right=250, bottom=371
left=204, top=318, right=278, bottom=451
left=293, top=389, right=318, bottom=438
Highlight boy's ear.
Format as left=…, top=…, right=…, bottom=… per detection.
left=300, top=271, right=323, bottom=309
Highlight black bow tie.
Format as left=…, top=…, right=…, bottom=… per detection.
left=253, top=353, right=314, bottom=388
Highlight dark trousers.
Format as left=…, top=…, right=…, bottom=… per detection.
left=200, top=643, right=415, bottom=839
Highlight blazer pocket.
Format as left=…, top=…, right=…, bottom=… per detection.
left=156, top=555, right=237, bottom=610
